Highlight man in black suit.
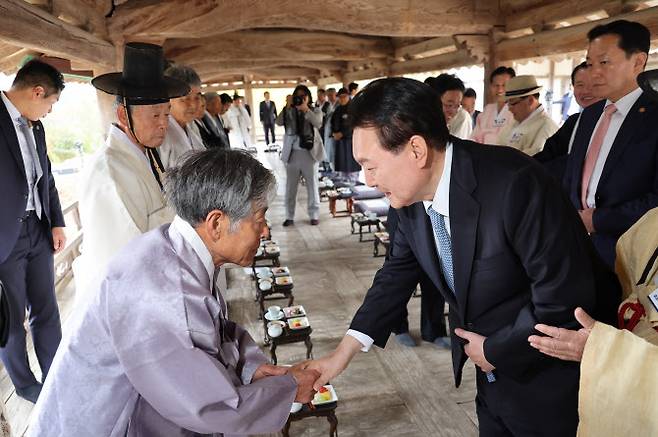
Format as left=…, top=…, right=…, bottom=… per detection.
left=205, top=92, right=231, bottom=149
left=564, top=20, right=658, bottom=269
left=534, top=61, right=599, bottom=181
left=0, top=60, right=66, bottom=403
left=303, top=77, right=619, bottom=436
left=259, top=91, right=277, bottom=145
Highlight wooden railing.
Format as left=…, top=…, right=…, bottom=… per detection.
left=54, top=201, right=83, bottom=291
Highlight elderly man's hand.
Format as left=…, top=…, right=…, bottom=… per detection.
left=252, top=363, right=289, bottom=381
left=454, top=329, right=495, bottom=372
left=528, top=307, right=596, bottom=362
left=289, top=367, right=321, bottom=403
left=579, top=208, right=596, bottom=234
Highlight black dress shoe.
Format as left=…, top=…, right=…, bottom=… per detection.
left=16, top=382, right=42, bottom=403
left=310, top=219, right=319, bottom=225
left=283, top=219, right=294, bottom=227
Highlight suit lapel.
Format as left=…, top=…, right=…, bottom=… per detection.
left=450, top=141, right=479, bottom=320
left=0, top=97, right=26, bottom=178
left=598, top=92, right=652, bottom=183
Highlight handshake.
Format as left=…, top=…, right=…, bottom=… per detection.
left=253, top=336, right=364, bottom=403
left=252, top=362, right=323, bottom=403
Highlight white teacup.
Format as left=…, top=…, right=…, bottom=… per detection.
left=267, top=322, right=283, bottom=337
left=267, top=305, right=281, bottom=317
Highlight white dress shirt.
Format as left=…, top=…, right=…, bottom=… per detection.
left=2, top=91, right=42, bottom=216
left=584, top=87, right=643, bottom=208
left=346, top=144, right=454, bottom=351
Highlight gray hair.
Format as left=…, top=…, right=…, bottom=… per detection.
left=164, top=64, right=202, bottom=88
left=164, top=149, right=276, bottom=231
left=204, top=91, right=220, bottom=102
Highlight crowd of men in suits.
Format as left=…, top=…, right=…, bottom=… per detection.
left=0, top=16, right=657, bottom=437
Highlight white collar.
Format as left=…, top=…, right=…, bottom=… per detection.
left=2, top=91, right=23, bottom=124
left=516, top=104, right=545, bottom=127
left=107, top=124, right=150, bottom=166
left=171, top=215, right=214, bottom=285
left=606, top=87, right=642, bottom=117
left=422, top=142, right=453, bottom=217
left=168, top=115, right=191, bottom=145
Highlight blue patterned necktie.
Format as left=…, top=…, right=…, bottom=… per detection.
left=427, top=206, right=496, bottom=383
left=427, top=206, right=455, bottom=294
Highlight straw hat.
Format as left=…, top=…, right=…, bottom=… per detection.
left=503, top=75, right=542, bottom=101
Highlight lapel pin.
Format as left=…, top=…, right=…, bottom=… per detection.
left=639, top=107, right=646, bottom=113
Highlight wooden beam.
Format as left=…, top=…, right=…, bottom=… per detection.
left=190, top=60, right=346, bottom=77
left=505, top=0, right=644, bottom=32
left=51, top=0, right=108, bottom=38
left=111, top=0, right=499, bottom=38
left=203, top=67, right=322, bottom=83
left=202, top=81, right=308, bottom=92
left=0, top=48, right=39, bottom=74
left=498, top=6, right=658, bottom=61
left=0, top=0, right=114, bottom=69
left=164, top=30, right=393, bottom=64
left=394, top=37, right=456, bottom=60
left=389, top=50, right=477, bottom=75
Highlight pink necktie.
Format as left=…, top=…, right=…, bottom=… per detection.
left=581, top=104, right=617, bottom=209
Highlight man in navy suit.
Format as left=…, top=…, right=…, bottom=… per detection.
left=302, top=77, right=619, bottom=436
left=0, top=60, right=66, bottom=403
left=259, top=91, right=277, bottom=145
left=564, top=20, right=658, bottom=269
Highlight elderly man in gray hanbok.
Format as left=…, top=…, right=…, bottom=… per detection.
left=29, top=149, right=318, bottom=436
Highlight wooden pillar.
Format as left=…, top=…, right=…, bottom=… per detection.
left=547, top=59, right=555, bottom=116
left=483, top=29, right=500, bottom=105
left=243, top=74, right=257, bottom=144
left=94, top=38, right=124, bottom=130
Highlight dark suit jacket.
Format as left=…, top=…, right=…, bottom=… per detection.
left=0, top=96, right=65, bottom=263
left=564, top=93, right=658, bottom=268
left=195, top=118, right=228, bottom=150
left=259, top=101, right=277, bottom=126
left=350, top=137, right=620, bottom=386
left=534, top=112, right=581, bottom=182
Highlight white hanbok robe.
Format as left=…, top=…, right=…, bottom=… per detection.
left=158, top=115, right=206, bottom=168
left=30, top=217, right=297, bottom=437
left=497, top=105, right=559, bottom=155
left=448, top=107, right=473, bottom=139
left=225, top=105, right=252, bottom=148
left=72, top=125, right=174, bottom=306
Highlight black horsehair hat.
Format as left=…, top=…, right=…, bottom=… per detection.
left=92, top=42, right=189, bottom=105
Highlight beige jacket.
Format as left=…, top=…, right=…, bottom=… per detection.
left=578, top=207, right=658, bottom=436
left=497, top=105, right=558, bottom=155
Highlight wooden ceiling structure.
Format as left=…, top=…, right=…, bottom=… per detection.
left=1, top=0, right=658, bottom=96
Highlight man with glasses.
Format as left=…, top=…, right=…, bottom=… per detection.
left=497, top=75, right=558, bottom=155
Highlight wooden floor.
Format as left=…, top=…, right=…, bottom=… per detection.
left=1, top=144, right=478, bottom=436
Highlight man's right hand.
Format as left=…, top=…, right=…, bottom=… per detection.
left=288, top=367, right=321, bottom=403
left=295, top=335, right=363, bottom=390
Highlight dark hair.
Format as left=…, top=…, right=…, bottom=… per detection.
left=348, top=82, right=359, bottom=92
left=293, top=84, right=313, bottom=105
left=587, top=20, right=650, bottom=56
left=463, top=88, right=477, bottom=99
left=489, top=66, right=516, bottom=83
left=327, top=87, right=336, bottom=93
left=433, top=73, right=465, bottom=96
left=337, top=87, right=349, bottom=96
left=219, top=93, right=233, bottom=104
left=318, top=88, right=326, bottom=93
left=12, top=59, right=65, bottom=96
left=571, top=61, right=588, bottom=85
left=349, top=77, right=449, bottom=154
